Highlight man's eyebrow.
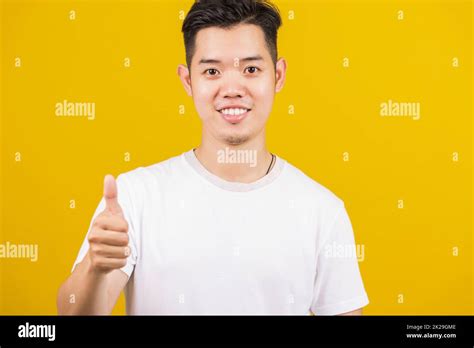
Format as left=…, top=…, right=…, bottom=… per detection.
left=239, top=55, right=264, bottom=62
left=198, top=58, right=222, bottom=64
left=198, top=55, right=264, bottom=64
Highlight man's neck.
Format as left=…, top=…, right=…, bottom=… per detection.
left=194, top=132, right=273, bottom=184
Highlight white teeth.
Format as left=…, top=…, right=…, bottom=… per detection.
left=220, top=108, right=248, bottom=115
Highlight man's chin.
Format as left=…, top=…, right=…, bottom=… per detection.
left=221, top=133, right=251, bottom=146
left=224, top=135, right=250, bottom=146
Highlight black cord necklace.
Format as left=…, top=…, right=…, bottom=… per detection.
left=266, top=153, right=275, bottom=175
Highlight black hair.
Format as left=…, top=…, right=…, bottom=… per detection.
left=182, top=0, right=282, bottom=69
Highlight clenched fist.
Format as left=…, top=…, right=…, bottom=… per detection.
left=87, top=174, right=130, bottom=274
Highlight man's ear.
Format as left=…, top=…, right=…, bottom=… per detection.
left=177, top=64, right=193, bottom=97
left=275, top=58, right=287, bottom=93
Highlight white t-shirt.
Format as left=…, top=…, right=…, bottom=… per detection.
left=72, top=149, right=369, bottom=315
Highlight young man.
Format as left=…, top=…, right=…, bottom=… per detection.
left=57, top=0, right=369, bottom=315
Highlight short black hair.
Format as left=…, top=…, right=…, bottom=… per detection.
left=182, top=0, right=282, bottom=69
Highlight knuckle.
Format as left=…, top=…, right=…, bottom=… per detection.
left=96, top=246, right=106, bottom=255
left=91, top=257, right=110, bottom=273
left=90, top=244, right=103, bottom=255
left=93, top=215, right=104, bottom=227
left=88, top=231, right=99, bottom=243
left=97, top=259, right=110, bottom=271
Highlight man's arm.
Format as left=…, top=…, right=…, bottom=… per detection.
left=57, top=251, right=128, bottom=315
left=57, top=175, right=132, bottom=315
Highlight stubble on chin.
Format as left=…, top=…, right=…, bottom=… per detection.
left=222, top=134, right=251, bottom=146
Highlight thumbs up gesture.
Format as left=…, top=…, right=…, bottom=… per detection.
left=87, top=175, right=130, bottom=274
left=103, top=174, right=124, bottom=216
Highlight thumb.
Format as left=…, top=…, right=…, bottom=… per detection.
left=103, top=174, right=123, bottom=215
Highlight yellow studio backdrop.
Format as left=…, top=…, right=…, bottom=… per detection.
left=0, top=0, right=472, bottom=315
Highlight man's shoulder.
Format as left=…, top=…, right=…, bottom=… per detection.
left=281, top=158, right=344, bottom=209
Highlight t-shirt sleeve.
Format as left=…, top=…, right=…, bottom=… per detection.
left=71, top=173, right=139, bottom=278
left=310, top=202, right=369, bottom=315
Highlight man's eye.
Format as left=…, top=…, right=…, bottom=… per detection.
left=205, top=68, right=219, bottom=76
left=245, top=66, right=260, bottom=74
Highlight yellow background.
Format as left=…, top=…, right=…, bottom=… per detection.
left=0, top=0, right=472, bottom=315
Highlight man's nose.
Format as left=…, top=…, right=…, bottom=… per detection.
left=219, top=73, right=247, bottom=98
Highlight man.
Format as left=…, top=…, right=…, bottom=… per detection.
left=57, top=0, right=369, bottom=315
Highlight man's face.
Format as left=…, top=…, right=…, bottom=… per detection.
left=179, top=23, right=286, bottom=146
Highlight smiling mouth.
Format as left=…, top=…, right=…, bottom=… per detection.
left=217, top=107, right=251, bottom=124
